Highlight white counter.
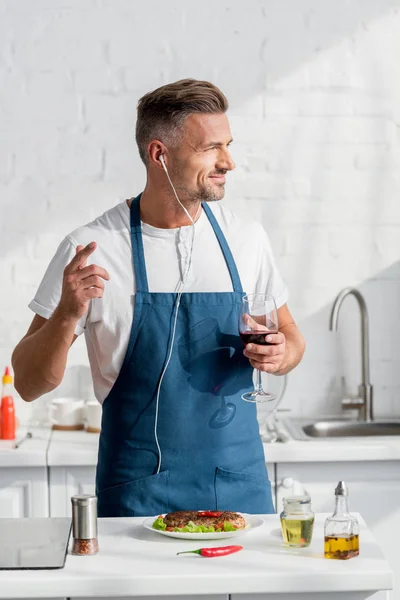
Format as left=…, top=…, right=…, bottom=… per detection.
left=47, top=429, right=99, bottom=466
left=2, top=427, right=400, bottom=469
left=0, top=428, right=50, bottom=468
left=47, top=428, right=400, bottom=467
left=0, top=513, right=393, bottom=598
left=264, top=436, right=400, bottom=463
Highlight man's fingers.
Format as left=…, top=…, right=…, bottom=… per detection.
left=264, top=332, right=285, bottom=345
left=84, top=286, right=104, bottom=300
left=75, top=245, right=86, bottom=271
left=80, top=275, right=105, bottom=291
left=243, top=332, right=285, bottom=355
left=249, top=359, right=278, bottom=373
left=66, top=242, right=97, bottom=273
left=76, top=265, right=110, bottom=282
left=244, top=337, right=285, bottom=356
left=244, top=344, right=283, bottom=359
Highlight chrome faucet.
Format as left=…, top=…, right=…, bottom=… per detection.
left=329, top=288, right=373, bottom=422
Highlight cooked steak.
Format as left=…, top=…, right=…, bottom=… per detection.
left=164, top=511, right=198, bottom=528
left=163, top=510, right=246, bottom=529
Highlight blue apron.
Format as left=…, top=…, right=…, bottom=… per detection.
left=96, top=194, right=274, bottom=517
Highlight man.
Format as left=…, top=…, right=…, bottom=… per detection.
left=12, top=79, right=305, bottom=517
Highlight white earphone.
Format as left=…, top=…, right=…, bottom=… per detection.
left=153, top=150, right=201, bottom=475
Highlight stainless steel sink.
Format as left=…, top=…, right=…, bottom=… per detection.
left=282, top=418, right=400, bottom=440
left=303, top=420, right=400, bottom=438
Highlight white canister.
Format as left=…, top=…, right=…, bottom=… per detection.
left=49, top=397, right=85, bottom=430
left=85, top=401, right=102, bottom=433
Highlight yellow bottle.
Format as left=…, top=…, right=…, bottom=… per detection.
left=324, top=481, right=359, bottom=560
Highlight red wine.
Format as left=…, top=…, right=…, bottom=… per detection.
left=240, top=331, right=278, bottom=346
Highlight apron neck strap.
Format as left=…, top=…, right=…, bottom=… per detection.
left=201, top=202, right=243, bottom=293
left=129, top=194, right=243, bottom=294
left=130, top=194, right=149, bottom=293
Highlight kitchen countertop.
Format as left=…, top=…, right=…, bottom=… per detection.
left=4, top=424, right=400, bottom=469
left=264, top=436, right=400, bottom=462
left=47, top=429, right=99, bottom=466
left=0, top=514, right=392, bottom=598
left=47, top=427, right=400, bottom=467
left=0, top=513, right=392, bottom=598
left=0, top=427, right=51, bottom=468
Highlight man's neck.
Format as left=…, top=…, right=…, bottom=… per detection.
left=127, top=183, right=202, bottom=229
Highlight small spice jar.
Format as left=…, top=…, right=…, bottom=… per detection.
left=280, top=494, right=315, bottom=548
left=71, top=494, right=99, bottom=555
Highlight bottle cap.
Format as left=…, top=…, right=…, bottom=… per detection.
left=283, top=495, right=312, bottom=514
left=2, top=367, right=12, bottom=385
left=335, top=481, right=348, bottom=497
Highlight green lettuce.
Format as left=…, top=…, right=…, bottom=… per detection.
left=152, top=518, right=240, bottom=533
left=152, top=517, right=167, bottom=531
left=221, top=521, right=238, bottom=532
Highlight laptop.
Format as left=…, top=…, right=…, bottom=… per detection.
left=0, top=517, right=72, bottom=569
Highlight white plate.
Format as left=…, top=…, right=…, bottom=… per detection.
left=142, top=513, right=264, bottom=540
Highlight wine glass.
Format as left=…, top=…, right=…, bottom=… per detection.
left=239, top=293, right=279, bottom=403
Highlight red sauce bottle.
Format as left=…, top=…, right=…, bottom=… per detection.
left=1, top=367, right=15, bottom=440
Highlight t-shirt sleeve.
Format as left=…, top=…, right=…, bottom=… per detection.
left=257, top=225, right=288, bottom=309
left=28, top=235, right=87, bottom=335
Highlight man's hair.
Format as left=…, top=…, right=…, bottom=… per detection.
left=135, top=78, right=229, bottom=165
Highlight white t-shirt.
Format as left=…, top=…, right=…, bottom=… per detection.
left=29, top=200, right=288, bottom=403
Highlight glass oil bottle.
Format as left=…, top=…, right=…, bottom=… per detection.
left=280, top=495, right=315, bottom=547
left=324, top=481, right=359, bottom=560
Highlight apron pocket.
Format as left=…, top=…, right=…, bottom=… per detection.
left=215, top=467, right=274, bottom=515
left=97, top=470, right=169, bottom=518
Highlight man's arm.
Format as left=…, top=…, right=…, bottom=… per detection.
left=12, top=242, right=109, bottom=402
left=12, top=313, right=79, bottom=402
left=242, top=303, right=305, bottom=375
left=274, top=323, right=305, bottom=375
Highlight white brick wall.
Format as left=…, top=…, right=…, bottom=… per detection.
left=1, top=0, right=400, bottom=424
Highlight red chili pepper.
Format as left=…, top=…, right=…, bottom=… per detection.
left=177, top=545, right=243, bottom=558
left=197, top=511, right=223, bottom=517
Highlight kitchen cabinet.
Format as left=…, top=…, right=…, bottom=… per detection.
left=266, top=462, right=276, bottom=509
left=49, top=466, right=96, bottom=517
left=276, top=462, right=400, bottom=600
left=0, top=467, right=48, bottom=518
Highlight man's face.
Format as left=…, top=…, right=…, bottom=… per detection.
left=167, top=113, right=235, bottom=203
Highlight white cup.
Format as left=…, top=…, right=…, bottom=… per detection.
left=49, top=397, right=85, bottom=428
left=85, top=400, right=102, bottom=432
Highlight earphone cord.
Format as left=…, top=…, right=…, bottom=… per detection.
left=154, top=159, right=201, bottom=475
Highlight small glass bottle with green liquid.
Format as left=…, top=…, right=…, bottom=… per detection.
left=324, top=481, right=359, bottom=560
left=280, top=495, right=315, bottom=547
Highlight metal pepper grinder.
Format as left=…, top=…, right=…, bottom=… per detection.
left=71, top=495, right=99, bottom=555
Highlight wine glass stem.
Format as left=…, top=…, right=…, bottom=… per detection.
left=254, top=369, right=263, bottom=394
